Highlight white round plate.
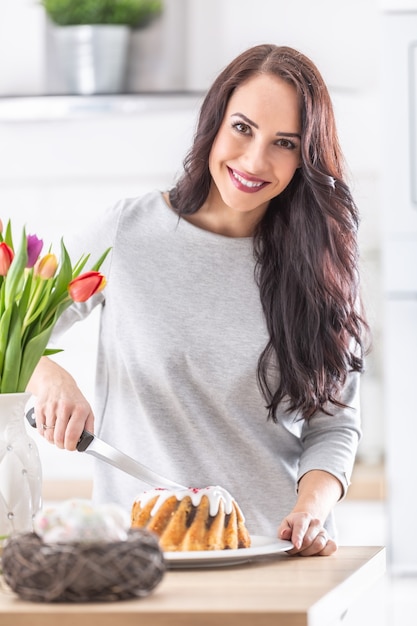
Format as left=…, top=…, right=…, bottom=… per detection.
left=164, top=535, right=293, bottom=568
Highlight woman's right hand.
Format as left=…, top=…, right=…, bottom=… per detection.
left=27, top=357, right=94, bottom=451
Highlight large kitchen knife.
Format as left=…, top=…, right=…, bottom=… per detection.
left=26, top=407, right=185, bottom=490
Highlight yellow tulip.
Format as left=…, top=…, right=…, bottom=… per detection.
left=34, top=253, right=58, bottom=279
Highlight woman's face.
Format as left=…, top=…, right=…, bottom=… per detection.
left=208, top=73, right=302, bottom=220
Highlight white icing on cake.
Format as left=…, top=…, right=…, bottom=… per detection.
left=134, top=485, right=244, bottom=518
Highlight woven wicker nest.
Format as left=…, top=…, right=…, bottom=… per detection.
left=1, top=528, right=165, bottom=602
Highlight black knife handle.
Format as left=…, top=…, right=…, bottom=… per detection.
left=77, top=430, right=95, bottom=452
left=25, top=406, right=36, bottom=428
left=26, top=405, right=94, bottom=453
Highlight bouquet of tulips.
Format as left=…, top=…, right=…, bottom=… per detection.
left=0, top=219, right=109, bottom=394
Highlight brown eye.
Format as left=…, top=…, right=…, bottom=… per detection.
left=233, top=122, right=251, bottom=134
left=276, top=138, right=296, bottom=150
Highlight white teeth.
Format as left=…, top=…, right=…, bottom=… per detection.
left=232, top=170, right=263, bottom=188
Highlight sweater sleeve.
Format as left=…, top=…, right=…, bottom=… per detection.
left=49, top=198, right=125, bottom=341
left=297, top=370, right=362, bottom=498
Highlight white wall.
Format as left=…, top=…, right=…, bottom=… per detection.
left=186, top=0, right=380, bottom=92
left=0, top=0, right=46, bottom=95
left=0, top=0, right=384, bottom=477
left=0, top=0, right=381, bottom=94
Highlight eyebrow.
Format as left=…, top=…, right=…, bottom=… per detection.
left=231, top=112, right=301, bottom=139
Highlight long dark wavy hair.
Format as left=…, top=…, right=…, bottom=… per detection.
left=169, top=44, right=369, bottom=421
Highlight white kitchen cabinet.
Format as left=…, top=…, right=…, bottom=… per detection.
left=381, top=9, right=417, bottom=574
left=383, top=299, right=417, bottom=574
left=380, top=13, right=417, bottom=237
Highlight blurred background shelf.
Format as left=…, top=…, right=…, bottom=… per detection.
left=41, top=461, right=386, bottom=503
left=349, top=462, right=386, bottom=501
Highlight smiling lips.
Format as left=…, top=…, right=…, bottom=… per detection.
left=228, top=167, right=269, bottom=193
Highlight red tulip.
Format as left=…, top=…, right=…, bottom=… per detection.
left=0, top=242, right=14, bottom=276
left=68, top=271, right=107, bottom=302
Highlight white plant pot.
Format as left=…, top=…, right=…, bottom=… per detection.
left=53, top=24, right=131, bottom=95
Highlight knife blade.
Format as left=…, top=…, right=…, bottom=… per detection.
left=26, top=406, right=185, bottom=490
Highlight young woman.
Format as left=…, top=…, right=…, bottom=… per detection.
left=28, top=44, right=369, bottom=556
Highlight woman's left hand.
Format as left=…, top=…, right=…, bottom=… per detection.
left=278, top=511, right=337, bottom=556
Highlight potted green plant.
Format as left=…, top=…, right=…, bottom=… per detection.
left=41, top=0, right=163, bottom=94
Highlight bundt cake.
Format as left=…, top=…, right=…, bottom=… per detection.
left=131, top=486, right=251, bottom=551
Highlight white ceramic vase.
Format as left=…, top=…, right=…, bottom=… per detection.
left=0, top=393, right=42, bottom=539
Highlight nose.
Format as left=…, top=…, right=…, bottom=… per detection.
left=242, top=139, right=269, bottom=174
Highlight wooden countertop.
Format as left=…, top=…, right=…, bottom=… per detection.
left=0, top=545, right=385, bottom=626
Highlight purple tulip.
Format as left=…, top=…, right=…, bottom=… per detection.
left=26, top=234, right=43, bottom=268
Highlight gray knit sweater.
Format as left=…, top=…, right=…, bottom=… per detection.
left=52, top=190, right=361, bottom=537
